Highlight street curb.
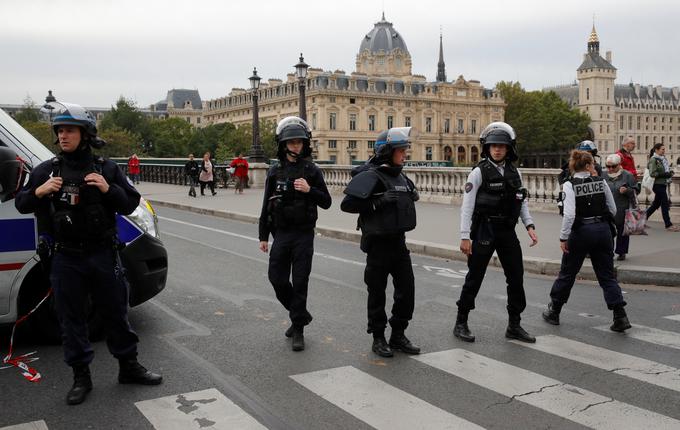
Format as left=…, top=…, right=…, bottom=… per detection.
left=149, top=200, right=680, bottom=287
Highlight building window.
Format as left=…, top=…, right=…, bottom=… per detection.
left=458, top=119, right=464, bottom=134
left=620, top=116, right=624, bottom=129
left=607, top=88, right=610, bottom=100
left=586, top=88, right=590, bottom=100
left=368, top=140, right=375, bottom=149
left=328, top=140, right=337, bottom=149
left=599, top=124, right=603, bottom=133
left=387, top=101, right=393, bottom=106
left=368, top=114, right=376, bottom=131
left=425, top=117, right=432, bottom=133
left=426, top=146, right=433, bottom=161
left=444, top=118, right=450, bottom=133
left=329, top=96, right=336, bottom=102
left=387, top=115, right=394, bottom=129
left=471, top=119, right=477, bottom=135
left=349, top=140, right=357, bottom=149
left=637, top=116, right=641, bottom=129
left=607, top=125, right=610, bottom=133
left=405, top=101, right=411, bottom=107
left=330, top=155, right=337, bottom=163
left=405, top=116, right=411, bottom=127
left=349, top=113, right=357, bottom=131
left=329, top=112, right=336, bottom=130
left=349, top=97, right=355, bottom=104
left=312, top=113, right=317, bottom=130
left=377, top=57, right=384, bottom=65
left=629, top=116, right=633, bottom=130
left=196, top=117, right=201, bottom=124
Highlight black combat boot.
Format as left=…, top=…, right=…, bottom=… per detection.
left=118, top=358, right=163, bottom=385
left=389, top=331, right=421, bottom=355
left=610, top=305, right=632, bottom=332
left=371, top=334, right=394, bottom=358
left=542, top=301, right=562, bottom=325
left=505, top=316, right=536, bottom=343
left=66, top=365, right=93, bottom=405
left=453, top=312, right=475, bottom=342
left=284, top=326, right=294, bottom=338
left=291, top=326, right=305, bottom=351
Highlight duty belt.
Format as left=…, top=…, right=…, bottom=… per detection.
left=55, top=238, right=116, bottom=254
left=578, top=216, right=606, bottom=225
left=483, top=215, right=511, bottom=224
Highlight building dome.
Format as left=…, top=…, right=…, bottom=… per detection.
left=359, top=13, right=409, bottom=55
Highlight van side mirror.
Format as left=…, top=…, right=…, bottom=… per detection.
left=0, top=146, right=23, bottom=202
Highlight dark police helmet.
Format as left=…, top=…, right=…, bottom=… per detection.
left=41, top=101, right=105, bottom=149
left=479, top=121, right=518, bottom=161
left=375, top=127, right=415, bottom=160
left=373, top=130, right=389, bottom=154
left=577, top=140, right=598, bottom=156
left=275, top=116, right=312, bottom=159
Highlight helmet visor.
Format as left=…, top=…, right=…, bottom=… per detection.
left=480, top=121, right=516, bottom=141
left=386, top=127, right=416, bottom=147
left=40, top=101, right=92, bottom=125
left=276, top=116, right=309, bottom=136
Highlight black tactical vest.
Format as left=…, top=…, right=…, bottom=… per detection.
left=360, top=169, right=417, bottom=236
left=267, top=161, right=318, bottom=229
left=571, top=176, right=607, bottom=219
left=473, top=160, right=523, bottom=223
left=50, top=156, right=116, bottom=243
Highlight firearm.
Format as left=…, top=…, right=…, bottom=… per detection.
left=36, top=234, right=54, bottom=271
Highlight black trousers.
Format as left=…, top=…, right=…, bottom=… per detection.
left=51, top=247, right=138, bottom=367
left=364, top=234, right=415, bottom=335
left=550, top=222, right=625, bottom=309
left=199, top=180, right=215, bottom=195
left=268, top=228, right=314, bottom=326
left=457, top=223, right=526, bottom=320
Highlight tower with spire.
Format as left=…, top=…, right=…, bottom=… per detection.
left=436, top=30, right=447, bottom=83
left=577, top=22, right=616, bottom=150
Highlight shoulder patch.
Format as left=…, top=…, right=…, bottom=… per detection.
left=465, top=182, right=474, bottom=193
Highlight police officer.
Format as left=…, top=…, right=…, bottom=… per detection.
left=341, top=127, right=421, bottom=358
left=454, top=122, right=538, bottom=344
left=15, top=102, right=162, bottom=405
left=557, top=140, right=602, bottom=215
left=542, top=150, right=631, bottom=331
left=258, top=116, right=331, bottom=351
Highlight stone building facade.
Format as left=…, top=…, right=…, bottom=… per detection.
left=548, top=26, right=680, bottom=169
left=201, top=15, right=504, bottom=164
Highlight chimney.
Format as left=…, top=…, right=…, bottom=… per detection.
left=605, top=51, right=612, bottom=62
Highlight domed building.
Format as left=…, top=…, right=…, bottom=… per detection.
left=201, top=14, right=505, bottom=165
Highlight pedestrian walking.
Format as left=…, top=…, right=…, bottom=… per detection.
left=604, top=153, right=639, bottom=260
left=198, top=152, right=216, bottom=196
left=645, top=143, right=679, bottom=232
left=542, top=149, right=631, bottom=332
left=258, top=116, right=331, bottom=351
left=127, top=153, right=140, bottom=184
left=184, top=153, right=199, bottom=198
left=454, top=122, right=538, bottom=344
left=229, top=153, right=249, bottom=194
left=14, top=101, right=162, bottom=406
left=617, top=137, right=638, bottom=178
left=341, top=127, right=421, bottom=358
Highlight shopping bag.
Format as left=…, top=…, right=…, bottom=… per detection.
left=228, top=167, right=236, bottom=175
left=623, top=208, right=648, bottom=236
left=641, top=168, right=654, bottom=194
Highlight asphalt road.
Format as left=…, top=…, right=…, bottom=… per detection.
left=2, top=206, right=680, bottom=430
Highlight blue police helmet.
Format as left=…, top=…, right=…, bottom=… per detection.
left=373, top=130, right=388, bottom=154
left=577, top=140, right=597, bottom=156
left=41, top=101, right=105, bottom=149
left=375, top=127, right=415, bottom=160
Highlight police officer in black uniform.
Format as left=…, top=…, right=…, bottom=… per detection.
left=15, top=102, right=162, bottom=405
left=557, top=141, right=602, bottom=215
left=341, top=127, right=421, bottom=358
left=258, top=116, right=331, bottom=352
left=542, top=150, right=631, bottom=331
left=454, top=122, right=538, bottom=344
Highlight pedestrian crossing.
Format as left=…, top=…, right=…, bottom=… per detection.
left=4, top=330, right=680, bottom=430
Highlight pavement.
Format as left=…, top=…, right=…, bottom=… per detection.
left=136, top=181, right=680, bottom=287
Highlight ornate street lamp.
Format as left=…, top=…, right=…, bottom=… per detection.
left=248, top=67, right=266, bottom=162
left=294, top=53, right=309, bottom=121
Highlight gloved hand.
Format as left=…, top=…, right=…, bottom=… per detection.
left=410, top=189, right=420, bottom=202
left=372, top=190, right=399, bottom=210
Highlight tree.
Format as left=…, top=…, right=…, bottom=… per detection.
left=97, top=127, right=140, bottom=158
left=21, top=121, right=54, bottom=152
left=147, top=117, right=193, bottom=157
left=14, top=95, right=41, bottom=124
left=99, top=97, right=150, bottom=144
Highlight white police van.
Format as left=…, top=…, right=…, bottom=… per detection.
left=0, top=107, right=167, bottom=342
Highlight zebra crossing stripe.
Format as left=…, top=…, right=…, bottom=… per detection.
left=290, top=365, right=485, bottom=430
left=509, top=335, right=680, bottom=392
left=0, top=421, right=48, bottom=430
left=135, top=388, right=267, bottom=430
left=594, top=324, right=680, bottom=350
left=413, top=349, right=680, bottom=429
left=663, top=315, right=680, bottom=322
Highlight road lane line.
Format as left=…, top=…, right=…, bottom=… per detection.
left=0, top=422, right=49, bottom=430
left=664, top=314, right=680, bottom=322
left=136, top=388, right=267, bottom=430
left=594, top=324, right=680, bottom=350
left=290, top=366, right=484, bottom=430
left=159, top=216, right=258, bottom=242
left=413, top=349, right=680, bottom=429
left=510, top=335, right=680, bottom=392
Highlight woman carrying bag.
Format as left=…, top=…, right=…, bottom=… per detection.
left=199, top=151, right=217, bottom=196
left=604, top=154, right=640, bottom=260
left=645, top=144, right=678, bottom=232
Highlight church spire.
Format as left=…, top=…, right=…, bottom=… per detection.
left=436, top=29, right=447, bottom=83
left=588, top=22, right=600, bottom=54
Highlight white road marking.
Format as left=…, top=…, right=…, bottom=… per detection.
left=291, top=366, right=484, bottom=430
left=594, top=324, right=680, bottom=350
left=510, top=335, right=680, bottom=392
left=0, top=421, right=48, bottom=430
left=413, top=349, right=680, bottom=429
left=663, top=314, right=680, bottom=322
left=135, top=388, right=267, bottom=430
left=422, top=265, right=466, bottom=278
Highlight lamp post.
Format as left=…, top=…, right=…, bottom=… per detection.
left=248, top=67, right=265, bottom=162
left=294, top=53, right=309, bottom=121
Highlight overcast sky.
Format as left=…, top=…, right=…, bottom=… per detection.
left=1, top=0, right=678, bottom=108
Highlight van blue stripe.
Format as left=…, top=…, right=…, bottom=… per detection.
left=116, top=215, right=144, bottom=243
left=0, top=218, right=36, bottom=252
